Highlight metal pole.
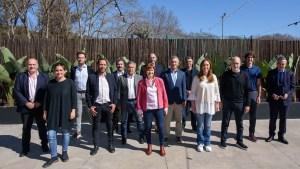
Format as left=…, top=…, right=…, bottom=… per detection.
left=221, top=13, right=226, bottom=39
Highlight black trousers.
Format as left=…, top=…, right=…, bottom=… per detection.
left=112, top=107, right=120, bottom=130
left=221, top=99, right=244, bottom=143
left=21, top=108, right=48, bottom=151
left=269, top=101, right=288, bottom=137
left=182, top=100, right=197, bottom=131
left=93, top=103, right=113, bottom=145
left=248, top=92, right=258, bottom=134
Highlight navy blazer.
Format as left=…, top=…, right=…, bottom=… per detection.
left=14, top=72, right=49, bottom=113
left=140, top=63, right=164, bottom=78
left=86, top=72, right=117, bottom=108
left=265, top=69, right=296, bottom=106
left=113, top=70, right=126, bottom=84
left=181, top=68, right=199, bottom=90
left=161, top=69, right=187, bottom=104
left=70, top=65, right=94, bottom=81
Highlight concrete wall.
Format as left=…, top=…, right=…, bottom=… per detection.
left=1, top=102, right=299, bottom=124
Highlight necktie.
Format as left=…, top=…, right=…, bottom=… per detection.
left=278, top=71, right=284, bottom=85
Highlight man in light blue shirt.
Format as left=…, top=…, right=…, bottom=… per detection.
left=161, top=56, right=187, bottom=144
left=70, top=52, right=94, bottom=139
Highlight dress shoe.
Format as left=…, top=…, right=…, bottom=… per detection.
left=42, top=156, right=59, bottom=168
left=138, top=137, right=145, bottom=144
left=265, top=135, right=275, bottom=142
left=62, top=151, right=69, bottom=162
left=108, top=144, right=115, bottom=153
left=236, top=142, right=248, bottom=150
left=146, top=144, right=152, bottom=155
left=176, top=137, right=183, bottom=144
left=122, top=138, right=127, bottom=145
left=19, top=150, right=29, bottom=157
left=219, top=140, right=227, bottom=149
left=278, top=137, right=289, bottom=144
left=90, top=146, right=99, bottom=156
left=42, top=145, right=50, bottom=153
left=249, top=134, right=258, bottom=142
left=160, top=146, right=166, bottom=156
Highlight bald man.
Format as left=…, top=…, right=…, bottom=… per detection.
left=219, top=56, right=250, bottom=150
left=14, top=58, right=49, bottom=157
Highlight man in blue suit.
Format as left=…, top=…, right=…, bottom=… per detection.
left=265, top=56, right=296, bottom=144
left=161, top=56, right=187, bottom=143
left=86, top=58, right=117, bottom=155
left=14, top=58, right=49, bottom=157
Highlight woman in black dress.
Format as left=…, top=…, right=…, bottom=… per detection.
left=42, top=62, right=77, bottom=168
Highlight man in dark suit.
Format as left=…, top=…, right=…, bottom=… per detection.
left=265, top=56, right=296, bottom=144
left=161, top=56, right=187, bottom=143
left=181, top=56, right=199, bottom=132
left=112, top=58, right=126, bottom=134
left=140, top=53, right=164, bottom=78
left=86, top=58, right=117, bottom=155
left=70, top=51, right=94, bottom=139
left=14, top=58, right=49, bottom=157
left=117, top=61, right=144, bottom=145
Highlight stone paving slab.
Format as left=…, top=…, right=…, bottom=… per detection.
left=0, top=120, right=300, bottom=169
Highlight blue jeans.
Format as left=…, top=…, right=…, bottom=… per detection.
left=144, top=109, right=165, bottom=146
left=48, top=129, right=70, bottom=158
left=121, top=100, right=144, bottom=139
left=196, top=113, right=212, bottom=146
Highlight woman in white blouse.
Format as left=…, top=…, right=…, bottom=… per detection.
left=188, top=59, right=220, bottom=152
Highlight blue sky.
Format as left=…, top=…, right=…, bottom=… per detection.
left=139, top=0, right=300, bottom=38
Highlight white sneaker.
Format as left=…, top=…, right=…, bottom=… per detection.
left=71, top=133, right=82, bottom=139
left=205, top=145, right=212, bottom=152
left=196, top=144, right=204, bottom=152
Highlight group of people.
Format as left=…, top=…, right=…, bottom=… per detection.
left=13, top=51, right=295, bottom=168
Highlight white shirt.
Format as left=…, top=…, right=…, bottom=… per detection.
left=146, top=79, right=158, bottom=110
left=75, top=64, right=88, bottom=91
left=127, top=74, right=135, bottom=99
left=188, top=74, right=220, bottom=115
left=28, top=71, right=39, bottom=102
left=117, top=70, right=124, bottom=77
left=95, top=75, right=110, bottom=104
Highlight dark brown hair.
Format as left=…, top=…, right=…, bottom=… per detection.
left=76, top=51, right=86, bottom=58
left=52, top=62, right=67, bottom=72
left=97, top=58, right=107, bottom=65
left=244, top=51, right=255, bottom=59
left=115, top=58, right=125, bottom=65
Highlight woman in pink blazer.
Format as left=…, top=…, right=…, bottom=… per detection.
left=136, top=63, right=168, bottom=156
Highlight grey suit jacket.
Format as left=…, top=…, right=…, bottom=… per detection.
left=117, top=73, right=143, bottom=113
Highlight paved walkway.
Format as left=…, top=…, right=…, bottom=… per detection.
left=0, top=120, right=300, bottom=169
